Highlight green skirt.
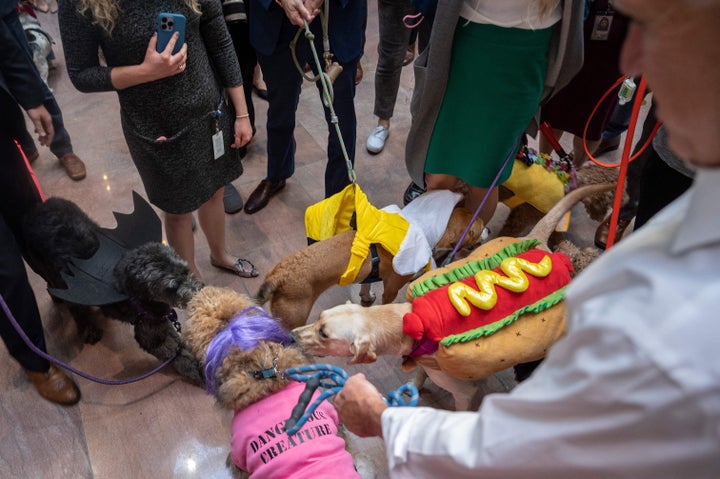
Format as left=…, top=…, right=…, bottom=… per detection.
left=425, top=20, right=553, bottom=187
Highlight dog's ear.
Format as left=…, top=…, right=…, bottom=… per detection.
left=348, top=337, right=377, bottom=364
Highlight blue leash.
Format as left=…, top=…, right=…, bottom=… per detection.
left=283, top=364, right=419, bottom=436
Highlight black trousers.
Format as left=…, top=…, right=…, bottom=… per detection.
left=635, top=148, right=694, bottom=229
left=0, top=93, right=49, bottom=372
left=225, top=2, right=258, bottom=135
left=620, top=102, right=694, bottom=229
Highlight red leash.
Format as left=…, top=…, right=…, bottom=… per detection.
left=603, top=76, right=648, bottom=250
left=15, top=140, right=45, bottom=202
left=582, top=76, right=660, bottom=169
left=542, top=75, right=659, bottom=251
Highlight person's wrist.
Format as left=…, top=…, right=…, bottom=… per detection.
left=371, top=398, right=389, bottom=437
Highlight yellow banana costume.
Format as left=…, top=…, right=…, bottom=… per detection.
left=305, top=184, right=409, bottom=286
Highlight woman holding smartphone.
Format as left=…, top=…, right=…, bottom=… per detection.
left=58, top=0, right=257, bottom=279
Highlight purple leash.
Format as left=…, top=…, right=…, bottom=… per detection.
left=441, top=136, right=522, bottom=267
left=0, top=292, right=175, bottom=385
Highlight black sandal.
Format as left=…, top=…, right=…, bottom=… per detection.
left=211, top=257, right=259, bottom=278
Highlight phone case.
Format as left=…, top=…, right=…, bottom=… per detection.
left=156, top=13, right=186, bottom=54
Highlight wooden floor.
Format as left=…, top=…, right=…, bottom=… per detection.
left=1, top=5, right=617, bottom=478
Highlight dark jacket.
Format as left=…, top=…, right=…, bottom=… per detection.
left=0, top=3, right=45, bottom=110
left=248, top=0, right=366, bottom=63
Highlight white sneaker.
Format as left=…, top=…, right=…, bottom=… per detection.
left=366, top=126, right=389, bottom=153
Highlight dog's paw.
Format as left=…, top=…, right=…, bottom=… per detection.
left=359, top=290, right=376, bottom=307
left=225, top=453, right=249, bottom=479
left=173, top=349, right=204, bottom=385
left=354, top=454, right=378, bottom=479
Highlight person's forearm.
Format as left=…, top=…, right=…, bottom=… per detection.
left=227, top=85, right=249, bottom=116
left=382, top=407, right=486, bottom=477
left=110, top=64, right=162, bottom=90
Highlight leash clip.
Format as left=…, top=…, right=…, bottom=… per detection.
left=253, top=357, right=280, bottom=380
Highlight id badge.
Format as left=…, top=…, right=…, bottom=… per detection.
left=212, top=130, right=225, bottom=160
left=591, top=14, right=613, bottom=41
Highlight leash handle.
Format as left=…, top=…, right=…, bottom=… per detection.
left=282, top=364, right=418, bottom=436
left=403, top=12, right=424, bottom=29
left=284, top=376, right=321, bottom=434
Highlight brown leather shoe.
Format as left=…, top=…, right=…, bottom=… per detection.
left=24, top=365, right=81, bottom=406
left=59, top=153, right=87, bottom=181
left=244, top=179, right=286, bottom=214
left=594, top=215, right=632, bottom=250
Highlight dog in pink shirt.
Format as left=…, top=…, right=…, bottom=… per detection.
left=183, top=286, right=367, bottom=478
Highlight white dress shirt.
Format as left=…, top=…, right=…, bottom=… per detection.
left=460, top=0, right=561, bottom=30
left=381, top=168, right=720, bottom=478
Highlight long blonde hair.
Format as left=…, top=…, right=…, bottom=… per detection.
left=77, top=0, right=202, bottom=34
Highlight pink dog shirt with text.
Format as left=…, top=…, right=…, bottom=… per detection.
left=230, top=381, right=359, bottom=478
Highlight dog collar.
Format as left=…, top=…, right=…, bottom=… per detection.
left=405, top=338, right=439, bottom=358
left=131, top=299, right=181, bottom=332
left=252, top=356, right=280, bottom=380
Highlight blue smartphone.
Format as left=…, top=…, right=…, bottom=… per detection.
left=156, top=13, right=186, bottom=54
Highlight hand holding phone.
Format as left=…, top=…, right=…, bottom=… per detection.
left=156, top=13, right=186, bottom=54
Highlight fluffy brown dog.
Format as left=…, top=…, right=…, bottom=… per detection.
left=256, top=206, right=484, bottom=330
left=183, top=286, right=368, bottom=478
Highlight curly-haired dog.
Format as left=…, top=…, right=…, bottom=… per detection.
left=183, top=286, right=371, bottom=479
left=256, top=203, right=484, bottom=330
left=293, top=184, right=613, bottom=410
left=22, top=196, right=204, bottom=383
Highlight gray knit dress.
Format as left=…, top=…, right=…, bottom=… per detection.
left=58, top=0, right=244, bottom=214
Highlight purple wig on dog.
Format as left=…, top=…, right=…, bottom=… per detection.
left=204, top=306, right=292, bottom=394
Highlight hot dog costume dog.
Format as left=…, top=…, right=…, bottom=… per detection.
left=405, top=238, right=571, bottom=380
left=402, top=184, right=613, bottom=381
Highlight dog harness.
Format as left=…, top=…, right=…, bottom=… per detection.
left=360, top=244, right=381, bottom=284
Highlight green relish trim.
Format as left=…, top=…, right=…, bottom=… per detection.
left=440, top=287, right=566, bottom=346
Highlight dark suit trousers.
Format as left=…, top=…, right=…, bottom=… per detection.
left=0, top=124, right=49, bottom=373
left=257, top=19, right=358, bottom=198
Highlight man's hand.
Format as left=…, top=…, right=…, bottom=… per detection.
left=303, top=0, right=324, bottom=18
left=334, top=374, right=388, bottom=438
left=26, top=105, right=54, bottom=147
left=277, top=0, right=316, bottom=26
